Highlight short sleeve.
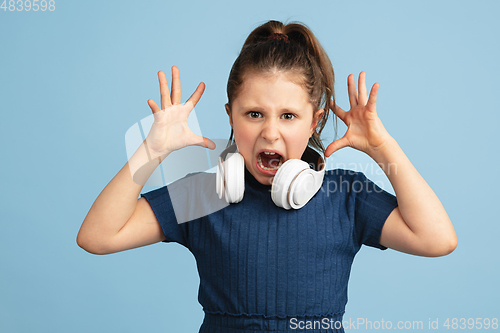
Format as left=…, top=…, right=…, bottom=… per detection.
left=352, top=171, right=399, bottom=250
left=140, top=185, right=188, bottom=247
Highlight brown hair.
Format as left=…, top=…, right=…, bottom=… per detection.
left=226, top=20, right=336, bottom=154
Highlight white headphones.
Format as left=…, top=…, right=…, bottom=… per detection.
left=216, top=143, right=325, bottom=210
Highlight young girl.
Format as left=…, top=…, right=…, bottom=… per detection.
left=77, top=20, right=457, bottom=332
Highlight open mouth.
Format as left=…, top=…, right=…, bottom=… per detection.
left=257, top=151, right=283, bottom=172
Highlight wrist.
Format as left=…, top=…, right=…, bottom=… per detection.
left=143, top=139, right=170, bottom=163
left=367, top=135, right=399, bottom=163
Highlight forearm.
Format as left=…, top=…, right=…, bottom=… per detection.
left=369, top=136, right=456, bottom=246
left=77, top=140, right=166, bottom=252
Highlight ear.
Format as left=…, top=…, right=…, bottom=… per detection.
left=310, top=108, right=324, bottom=135
left=225, top=103, right=233, bottom=127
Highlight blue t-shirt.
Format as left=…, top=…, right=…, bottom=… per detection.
left=141, top=167, right=398, bottom=332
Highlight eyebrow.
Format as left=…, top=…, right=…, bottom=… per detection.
left=239, top=106, right=303, bottom=114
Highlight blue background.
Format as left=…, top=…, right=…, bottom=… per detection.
left=1, top=0, right=499, bottom=332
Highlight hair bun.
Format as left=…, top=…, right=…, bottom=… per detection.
left=268, top=32, right=290, bottom=43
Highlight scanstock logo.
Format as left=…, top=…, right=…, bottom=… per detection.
left=125, top=108, right=230, bottom=224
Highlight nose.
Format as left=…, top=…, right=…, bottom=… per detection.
left=261, top=119, right=280, bottom=143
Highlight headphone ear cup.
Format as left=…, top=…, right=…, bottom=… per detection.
left=271, top=159, right=310, bottom=210
left=223, top=152, right=245, bottom=203
left=216, top=156, right=225, bottom=200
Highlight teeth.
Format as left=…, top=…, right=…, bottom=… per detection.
left=257, top=154, right=283, bottom=171
left=264, top=151, right=276, bottom=155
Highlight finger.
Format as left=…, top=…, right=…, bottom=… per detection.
left=366, top=82, right=379, bottom=112
left=185, top=82, right=206, bottom=108
left=358, top=71, right=367, bottom=105
left=333, top=103, right=347, bottom=122
left=147, top=99, right=161, bottom=113
left=171, top=66, right=181, bottom=105
left=158, top=71, right=171, bottom=109
left=325, top=136, right=350, bottom=157
left=347, top=74, right=358, bottom=107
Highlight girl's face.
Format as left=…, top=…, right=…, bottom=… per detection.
left=226, top=72, right=323, bottom=185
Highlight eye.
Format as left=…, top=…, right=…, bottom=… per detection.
left=281, top=113, right=295, bottom=120
left=247, top=111, right=262, bottom=119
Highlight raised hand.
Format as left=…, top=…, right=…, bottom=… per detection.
left=325, top=72, right=392, bottom=158
left=145, top=66, right=215, bottom=159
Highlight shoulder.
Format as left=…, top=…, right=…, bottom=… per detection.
left=324, top=168, right=360, bottom=178
left=323, top=168, right=367, bottom=188
left=141, top=171, right=226, bottom=224
left=313, top=168, right=361, bottom=205
left=321, top=168, right=392, bottom=204
left=142, top=171, right=214, bottom=197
